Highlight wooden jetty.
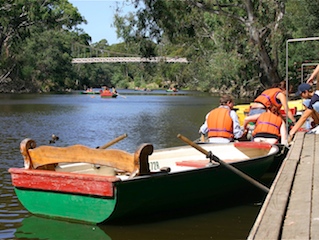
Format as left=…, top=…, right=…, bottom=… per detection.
left=248, top=132, right=319, bottom=239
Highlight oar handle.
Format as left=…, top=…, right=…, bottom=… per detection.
left=98, top=133, right=128, bottom=149
left=177, top=134, right=209, bottom=157
left=177, top=134, right=270, bottom=193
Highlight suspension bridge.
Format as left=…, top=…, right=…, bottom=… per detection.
left=72, top=57, right=188, bottom=63
left=71, top=44, right=188, bottom=63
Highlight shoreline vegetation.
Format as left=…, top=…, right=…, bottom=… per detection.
left=1, top=1, right=318, bottom=100
left=0, top=80, right=257, bottom=100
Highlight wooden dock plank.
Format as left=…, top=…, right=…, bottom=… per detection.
left=281, top=134, right=314, bottom=239
left=247, top=132, right=305, bottom=239
left=311, top=135, right=319, bottom=239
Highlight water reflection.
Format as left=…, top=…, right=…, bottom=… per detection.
left=13, top=202, right=260, bottom=240
left=15, top=216, right=110, bottom=240
left=102, top=205, right=260, bottom=240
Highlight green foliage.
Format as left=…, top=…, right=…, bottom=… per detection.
left=1, top=0, right=319, bottom=96
left=283, top=0, right=319, bottom=89
left=0, top=0, right=86, bottom=92
left=16, top=30, right=74, bottom=91
left=135, top=0, right=316, bottom=94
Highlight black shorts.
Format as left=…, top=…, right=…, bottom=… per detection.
left=254, top=132, right=279, bottom=140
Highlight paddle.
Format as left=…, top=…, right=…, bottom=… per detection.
left=97, top=133, right=128, bottom=149
left=116, top=93, right=126, bottom=99
left=177, top=134, right=270, bottom=193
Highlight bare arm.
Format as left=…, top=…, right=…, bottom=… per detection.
left=307, top=64, right=319, bottom=84
left=243, top=114, right=260, bottom=129
left=277, top=92, right=296, bottom=123
left=289, top=109, right=313, bottom=136
left=280, top=120, right=288, bottom=145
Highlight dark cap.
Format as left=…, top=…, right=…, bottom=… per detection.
left=296, top=83, right=311, bottom=96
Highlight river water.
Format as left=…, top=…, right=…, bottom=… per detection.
left=0, top=90, right=269, bottom=239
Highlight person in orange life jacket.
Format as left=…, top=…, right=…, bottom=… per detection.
left=289, top=83, right=319, bottom=140
left=199, top=95, right=244, bottom=143
left=243, top=105, right=288, bottom=145
left=249, top=81, right=296, bottom=124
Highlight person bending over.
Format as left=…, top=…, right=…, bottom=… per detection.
left=249, top=81, right=296, bottom=124
left=289, top=83, right=319, bottom=139
left=244, top=106, right=287, bottom=145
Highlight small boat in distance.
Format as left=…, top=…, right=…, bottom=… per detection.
left=166, top=87, right=178, bottom=92
left=100, top=86, right=117, bottom=98
left=9, top=137, right=278, bottom=224
left=134, top=87, right=152, bottom=92
left=80, top=88, right=100, bottom=95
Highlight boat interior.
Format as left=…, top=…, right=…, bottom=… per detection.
left=19, top=138, right=277, bottom=180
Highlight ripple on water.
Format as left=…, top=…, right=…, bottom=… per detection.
left=0, top=169, right=28, bottom=239
left=0, top=228, right=18, bottom=239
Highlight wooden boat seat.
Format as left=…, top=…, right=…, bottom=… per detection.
left=280, top=107, right=297, bottom=117
left=175, top=160, right=212, bottom=168
left=20, top=138, right=154, bottom=177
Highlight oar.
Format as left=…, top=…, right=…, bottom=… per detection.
left=97, top=133, right=128, bottom=149
left=117, top=93, right=126, bottom=99
left=177, top=134, right=270, bottom=193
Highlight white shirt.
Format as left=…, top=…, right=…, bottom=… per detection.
left=199, top=105, right=243, bottom=143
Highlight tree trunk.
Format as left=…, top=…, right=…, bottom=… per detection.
left=255, top=36, right=281, bottom=88
left=244, top=0, right=281, bottom=88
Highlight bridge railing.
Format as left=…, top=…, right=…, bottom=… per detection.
left=71, top=57, right=188, bottom=63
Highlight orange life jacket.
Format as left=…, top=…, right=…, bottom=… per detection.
left=254, top=88, right=282, bottom=109
left=252, top=111, right=282, bottom=137
left=207, top=107, right=233, bottom=138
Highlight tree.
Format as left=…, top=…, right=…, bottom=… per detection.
left=283, top=0, right=319, bottom=89
left=115, top=0, right=288, bottom=91
left=0, top=0, right=85, bottom=91
left=17, top=30, right=77, bottom=92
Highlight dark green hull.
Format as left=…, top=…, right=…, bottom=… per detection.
left=113, top=155, right=274, bottom=219
left=267, top=144, right=289, bottom=172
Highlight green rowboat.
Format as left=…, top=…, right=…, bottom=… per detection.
left=9, top=138, right=278, bottom=224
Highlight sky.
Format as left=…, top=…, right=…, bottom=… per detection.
left=69, top=0, right=136, bottom=45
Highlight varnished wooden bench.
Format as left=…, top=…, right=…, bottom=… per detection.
left=20, top=138, right=154, bottom=177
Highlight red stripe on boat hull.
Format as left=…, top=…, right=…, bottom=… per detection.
left=234, top=141, right=271, bottom=149
left=9, top=168, right=119, bottom=197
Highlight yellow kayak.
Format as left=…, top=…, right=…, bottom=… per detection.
left=234, top=99, right=305, bottom=126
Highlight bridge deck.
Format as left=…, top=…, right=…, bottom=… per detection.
left=71, top=57, right=188, bottom=63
